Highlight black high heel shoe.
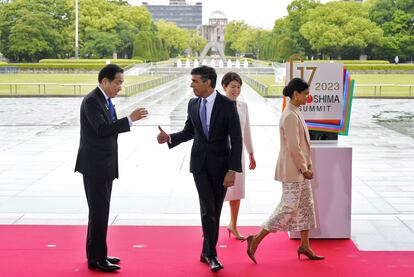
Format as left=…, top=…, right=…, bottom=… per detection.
left=243, top=235, right=257, bottom=264
left=297, top=246, right=325, bottom=260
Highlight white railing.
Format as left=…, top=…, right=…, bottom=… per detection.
left=0, top=74, right=182, bottom=96
left=123, top=74, right=182, bottom=96
left=242, top=75, right=414, bottom=98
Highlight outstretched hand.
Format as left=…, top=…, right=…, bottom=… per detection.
left=157, top=126, right=170, bottom=144
left=130, top=107, right=148, bottom=122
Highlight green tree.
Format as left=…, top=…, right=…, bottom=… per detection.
left=0, top=0, right=71, bottom=61
left=368, top=0, right=414, bottom=61
left=155, top=20, right=189, bottom=57
left=188, top=30, right=207, bottom=56
left=133, top=31, right=168, bottom=61
left=284, top=0, right=321, bottom=58
left=230, top=28, right=260, bottom=54
left=72, top=0, right=153, bottom=59
left=224, top=20, right=249, bottom=54
left=255, top=1, right=320, bottom=61
left=299, top=1, right=383, bottom=59
left=81, top=32, right=121, bottom=58
left=115, top=5, right=152, bottom=58
left=277, top=36, right=297, bottom=61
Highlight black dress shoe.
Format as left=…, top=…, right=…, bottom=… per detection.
left=88, top=259, right=120, bottom=272
left=201, top=256, right=223, bottom=272
left=107, top=256, right=120, bottom=264
left=200, top=255, right=208, bottom=263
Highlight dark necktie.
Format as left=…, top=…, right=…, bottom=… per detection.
left=200, top=98, right=208, bottom=139
left=107, top=98, right=116, bottom=123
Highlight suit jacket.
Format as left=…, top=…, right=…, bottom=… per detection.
left=169, top=91, right=243, bottom=176
left=75, top=87, right=130, bottom=180
left=275, top=102, right=312, bottom=183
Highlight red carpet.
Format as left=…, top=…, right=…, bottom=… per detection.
left=0, top=225, right=413, bottom=276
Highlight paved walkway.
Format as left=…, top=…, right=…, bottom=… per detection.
left=0, top=75, right=414, bottom=251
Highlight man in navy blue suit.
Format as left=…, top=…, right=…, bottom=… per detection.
left=157, top=66, right=242, bottom=272
left=75, top=64, right=148, bottom=272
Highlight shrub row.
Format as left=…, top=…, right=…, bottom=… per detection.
left=253, top=59, right=390, bottom=65
left=38, top=59, right=143, bottom=64
left=344, top=64, right=414, bottom=70
left=250, top=59, right=272, bottom=66
left=307, top=60, right=390, bottom=64
left=0, top=63, right=135, bottom=70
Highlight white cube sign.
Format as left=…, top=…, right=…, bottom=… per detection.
left=286, top=62, right=343, bottom=120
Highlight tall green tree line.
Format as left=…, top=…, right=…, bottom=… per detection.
left=225, top=0, right=414, bottom=62
left=0, top=0, right=206, bottom=62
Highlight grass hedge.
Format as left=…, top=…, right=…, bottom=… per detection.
left=310, top=60, right=390, bottom=64
left=0, top=61, right=143, bottom=70
left=345, top=64, right=414, bottom=70
left=254, top=59, right=391, bottom=66
left=249, top=59, right=272, bottom=66
left=38, top=59, right=143, bottom=64
left=153, top=59, right=176, bottom=65
left=0, top=63, right=118, bottom=70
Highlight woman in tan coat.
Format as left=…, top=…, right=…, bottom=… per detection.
left=244, top=78, right=324, bottom=263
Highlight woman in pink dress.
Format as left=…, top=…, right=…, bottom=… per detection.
left=222, top=72, right=256, bottom=240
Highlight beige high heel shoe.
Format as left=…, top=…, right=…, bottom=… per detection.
left=226, top=226, right=246, bottom=240
left=297, top=246, right=325, bottom=260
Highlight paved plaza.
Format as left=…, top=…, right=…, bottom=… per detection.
left=0, top=76, right=414, bottom=251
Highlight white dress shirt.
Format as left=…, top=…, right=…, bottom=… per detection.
left=97, top=85, right=132, bottom=127
left=200, top=90, right=217, bottom=132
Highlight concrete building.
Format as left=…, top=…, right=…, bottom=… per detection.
left=198, top=11, right=228, bottom=60
left=198, top=11, right=227, bottom=43
left=141, top=1, right=202, bottom=30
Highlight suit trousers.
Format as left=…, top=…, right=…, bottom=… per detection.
left=83, top=175, right=113, bottom=262
left=193, top=167, right=227, bottom=258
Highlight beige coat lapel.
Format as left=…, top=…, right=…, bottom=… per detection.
left=291, top=106, right=310, bottom=147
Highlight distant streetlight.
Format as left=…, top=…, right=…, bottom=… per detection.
left=75, top=0, right=79, bottom=59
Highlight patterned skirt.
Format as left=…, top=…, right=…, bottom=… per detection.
left=262, top=180, right=317, bottom=232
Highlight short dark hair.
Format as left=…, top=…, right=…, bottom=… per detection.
left=98, top=64, right=124, bottom=83
left=283, top=78, right=309, bottom=99
left=221, top=71, right=243, bottom=87
left=191, top=66, right=217, bottom=88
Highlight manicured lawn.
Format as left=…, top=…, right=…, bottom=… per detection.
left=248, top=74, right=414, bottom=97
left=351, top=74, right=414, bottom=97
left=0, top=74, right=163, bottom=95
left=248, top=75, right=278, bottom=86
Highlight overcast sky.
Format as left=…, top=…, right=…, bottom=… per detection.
left=127, top=0, right=334, bottom=30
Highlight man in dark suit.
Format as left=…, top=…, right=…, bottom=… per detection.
left=75, top=64, right=148, bottom=272
left=157, top=66, right=242, bottom=272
